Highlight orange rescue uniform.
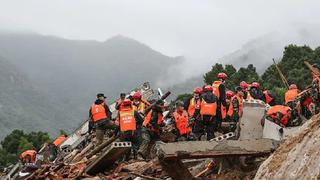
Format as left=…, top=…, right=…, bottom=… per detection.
left=285, top=89, right=299, bottom=104
left=173, top=110, right=191, bottom=135
left=267, top=105, right=291, bottom=126
left=53, top=135, right=67, bottom=147
left=91, top=103, right=108, bottom=123
left=188, top=98, right=200, bottom=117
left=200, top=100, right=217, bottom=116
left=21, top=150, right=37, bottom=163
left=143, top=110, right=163, bottom=133
left=263, top=91, right=274, bottom=104
left=119, top=108, right=136, bottom=132
left=227, top=95, right=243, bottom=117
left=212, top=80, right=227, bottom=119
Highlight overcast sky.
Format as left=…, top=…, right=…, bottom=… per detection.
left=0, top=0, right=320, bottom=61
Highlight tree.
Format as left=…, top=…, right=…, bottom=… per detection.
left=1, top=130, right=25, bottom=154
left=0, top=129, right=52, bottom=167
left=203, top=63, right=260, bottom=91
left=262, top=44, right=320, bottom=104
left=203, top=63, right=225, bottom=85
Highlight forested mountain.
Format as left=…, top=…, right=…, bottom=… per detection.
left=0, top=57, right=74, bottom=140
left=0, top=32, right=180, bottom=139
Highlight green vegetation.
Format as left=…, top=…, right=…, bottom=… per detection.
left=203, top=45, right=319, bottom=104
left=204, top=63, right=260, bottom=91
left=0, top=130, right=51, bottom=167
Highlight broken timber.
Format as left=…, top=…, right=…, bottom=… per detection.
left=85, top=142, right=132, bottom=175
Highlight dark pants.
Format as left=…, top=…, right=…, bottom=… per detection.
left=192, top=116, right=217, bottom=140
left=95, top=119, right=116, bottom=144
left=138, top=127, right=159, bottom=158
left=121, top=131, right=139, bottom=159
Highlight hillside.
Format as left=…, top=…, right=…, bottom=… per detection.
left=0, top=57, right=75, bottom=140
left=221, top=27, right=320, bottom=73
left=0, top=32, right=181, bottom=139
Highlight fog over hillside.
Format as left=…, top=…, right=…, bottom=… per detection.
left=0, top=32, right=180, bottom=139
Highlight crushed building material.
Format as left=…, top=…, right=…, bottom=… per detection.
left=255, top=114, right=320, bottom=179
left=86, top=141, right=132, bottom=175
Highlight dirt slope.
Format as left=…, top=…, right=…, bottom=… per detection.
left=254, top=114, right=320, bottom=179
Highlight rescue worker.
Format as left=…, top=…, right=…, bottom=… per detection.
left=266, top=105, right=292, bottom=127
left=89, top=93, right=115, bottom=145
left=20, top=150, right=37, bottom=164
left=138, top=100, right=165, bottom=160
left=285, top=84, right=299, bottom=108
left=132, top=92, right=146, bottom=114
left=225, top=90, right=235, bottom=111
left=200, top=85, right=218, bottom=140
left=118, top=99, right=143, bottom=159
left=285, top=84, right=300, bottom=121
left=227, top=87, right=244, bottom=132
left=186, top=87, right=202, bottom=118
left=172, top=101, right=191, bottom=141
left=53, top=134, right=67, bottom=147
left=250, top=82, right=264, bottom=100
left=116, top=93, right=126, bottom=110
left=311, top=72, right=320, bottom=114
left=212, top=73, right=227, bottom=128
left=220, top=90, right=235, bottom=133
left=185, top=87, right=202, bottom=139
left=301, top=92, right=313, bottom=119
left=240, top=81, right=250, bottom=100
left=263, top=90, right=276, bottom=106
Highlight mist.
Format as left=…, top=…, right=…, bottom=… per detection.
left=1, top=0, right=320, bottom=86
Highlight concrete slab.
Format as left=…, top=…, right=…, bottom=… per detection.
left=85, top=142, right=132, bottom=175
left=157, top=139, right=279, bottom=160
left=239, top=100, right=266, bottom=140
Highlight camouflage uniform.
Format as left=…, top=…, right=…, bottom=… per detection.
left=138, top=109, right=162, bottom=159
left=227, top=97, right=240, bottom=132
left=311, top=78, right=320, bottom=114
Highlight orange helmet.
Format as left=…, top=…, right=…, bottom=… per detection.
left=217, top=73, right=227, bottom=80
left=251, top=82, right=260, bottom=88
left=132, top=92, right=142, bottom=100
left=289, top=84, right=297, bottom=90
left=226, top=90, right=234, bottom=99
left=193, top=87, right=203, bottom=94
left=240, top=81, right=248, bottom=89
left=122, top=99, right=132, bottom=106
left=204, top=85, right=213, bottom=92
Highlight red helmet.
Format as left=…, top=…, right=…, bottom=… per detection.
left=132, top=92, right=142, bottom=99
left=217, top=73, right=227, bottom=80
left=240, top=81, right=248, bottom=89
left=122, top=99, right=132, bottom=106
left=289, top=84, right=297, bottom=90
left=226, top=90, right=234, bottom=99
left=204, top=85, right=213, bottom=92
left=251, top=82, right=260, bottom=88
left=193, top=87, right=203, bottom=94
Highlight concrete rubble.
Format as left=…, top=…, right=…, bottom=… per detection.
left=255, top=114, right=320, bottom=180
left=2, top=82, right=320, bottom=179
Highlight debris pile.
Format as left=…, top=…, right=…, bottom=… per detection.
left=255, top=114, right=320, bottom=179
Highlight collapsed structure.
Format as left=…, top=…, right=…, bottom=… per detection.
left=2, top=65, right=320, bottom=179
